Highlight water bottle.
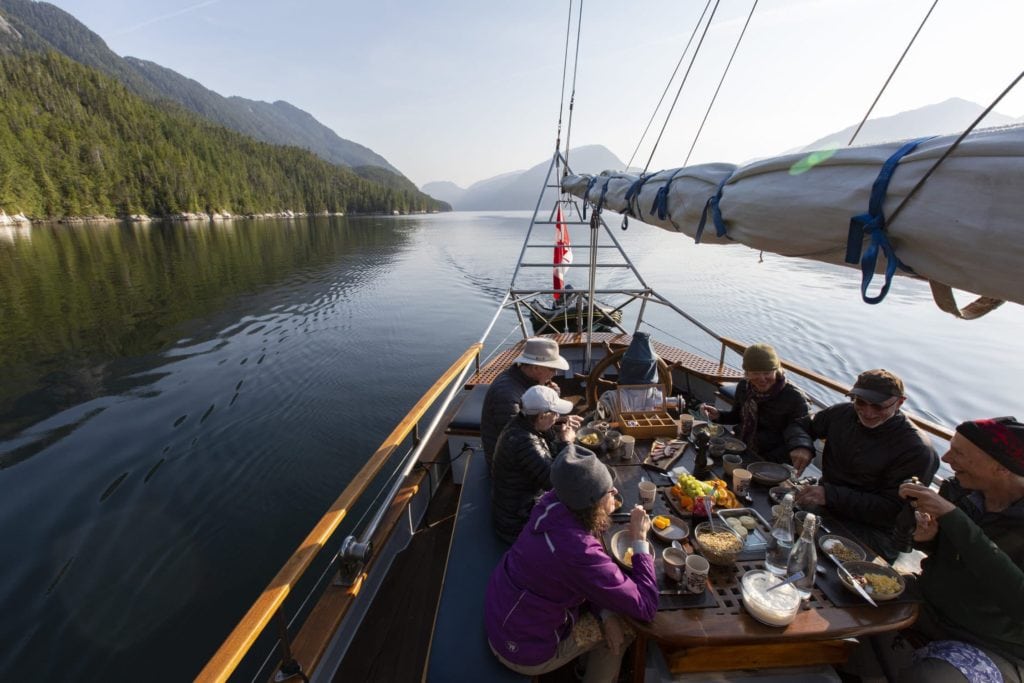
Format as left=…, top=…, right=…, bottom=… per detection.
left=765, top=493, right=795, bottom=575
left=786, top=512, right=819, bottom=599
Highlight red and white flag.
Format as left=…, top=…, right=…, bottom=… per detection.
left=553, top=207, right=572, bottom=301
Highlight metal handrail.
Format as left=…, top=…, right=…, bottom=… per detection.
left=196, top=343, right=483, bottom=683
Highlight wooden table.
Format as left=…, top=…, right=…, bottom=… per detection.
left=605, top=436, right=919, bottom=679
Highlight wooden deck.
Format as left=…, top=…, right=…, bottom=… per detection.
left=469, top=333, right=743, bottom=386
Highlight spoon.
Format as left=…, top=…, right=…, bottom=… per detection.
left=766, top=571, right=805, bottom=592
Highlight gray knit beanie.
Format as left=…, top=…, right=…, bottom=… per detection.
left=551, top=445, right=614, bottom=511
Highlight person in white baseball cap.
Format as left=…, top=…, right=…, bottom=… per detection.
left=481, top=338, right=576, bottom=469
left=491, top=385, right=577, bottom=544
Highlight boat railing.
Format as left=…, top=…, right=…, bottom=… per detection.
left=718, top=336, right=953, bottom=442
left=197, top=343, right=484, bottom=683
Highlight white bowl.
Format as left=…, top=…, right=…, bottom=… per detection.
left=741, top=570, right=801, bottom=627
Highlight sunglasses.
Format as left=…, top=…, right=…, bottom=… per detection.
left=851, top=396, right=899, bottom=410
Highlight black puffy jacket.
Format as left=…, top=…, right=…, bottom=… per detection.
left=491, top=413, right=566, bottom=544
left=716, top=380, right=810, bottom=461
left=480, top=366, right=536, bottom=469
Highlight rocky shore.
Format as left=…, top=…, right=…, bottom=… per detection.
left=0, top=209, right=353, bottom=226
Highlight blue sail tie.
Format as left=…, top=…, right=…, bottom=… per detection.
left=695, top=172, right=732, bottom=243
left=650, top=168, right=686, bottom=221
left=845, top=137, right=932, bottom=304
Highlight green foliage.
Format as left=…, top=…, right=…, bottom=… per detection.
left=0, top=51, right=449, bottom=218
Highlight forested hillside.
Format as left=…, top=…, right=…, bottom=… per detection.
left=0, top=51, right=448, bottom=218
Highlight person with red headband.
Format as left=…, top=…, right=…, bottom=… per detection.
left=892, top=416, right=1024, bottom=682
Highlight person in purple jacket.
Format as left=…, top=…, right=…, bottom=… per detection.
left=485, top=445, right=658, bottom=682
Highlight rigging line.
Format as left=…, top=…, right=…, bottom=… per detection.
left=555, top=0, right=574, bottom=146
left=848, top=0, right=940, bottom=146
left=624, top=0, right=713, bottom=171
left=643, top=0, right=724, bottom=174
left=683, top=0, right=759, bottom=167
left=887, top=67, right=1024, bottom=227
left=563, top=0, right=584, bottom=176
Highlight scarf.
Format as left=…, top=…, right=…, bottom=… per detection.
left=739, top=374, right=786, bottom=455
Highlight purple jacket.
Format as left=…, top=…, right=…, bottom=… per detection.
left=484, top=490, right=659, bottom=667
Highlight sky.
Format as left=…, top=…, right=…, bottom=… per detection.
left=39, top=0, right=1024, bottom=188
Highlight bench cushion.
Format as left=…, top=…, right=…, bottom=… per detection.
left=448, top=383, right=489, bottom=433
left=426, top=446, right=527, bottom=682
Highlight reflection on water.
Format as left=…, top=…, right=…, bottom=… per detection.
left=0, top=212, right=1021, bottom=680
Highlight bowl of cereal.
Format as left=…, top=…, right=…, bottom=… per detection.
left=838, top=561, right=906, bottom=601
left=692, top=521, right=744, bottom=566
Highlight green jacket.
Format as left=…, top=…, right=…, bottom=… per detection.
left=916, top=479, right=1024, bottom=662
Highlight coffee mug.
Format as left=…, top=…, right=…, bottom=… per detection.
left=733, top=468, right=753, bottom=497
left=709, top=437, right=726, bottom=459
left=723, top=453, right=743, bottom=477
left=662, top=547, right=687, bottom=582
left=677, top=414, right=694, bottom=438
left=638, top=480, right=657, bottom=511
left=684, top=554, right=710, bottom=594
left=619, top=435, right=636, bottom=461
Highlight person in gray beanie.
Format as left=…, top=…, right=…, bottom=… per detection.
left=485, top=445, right=657, bottom=682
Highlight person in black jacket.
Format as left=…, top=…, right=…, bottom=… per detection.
left=786, top=369, right=939, bottom=560
left=481, top=337, right=576, bottom=469
left=491, top=385, right=576, bottom=544
left=701, top=343, right=810, bottom=462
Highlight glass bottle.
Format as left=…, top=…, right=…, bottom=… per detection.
left=891, top=476, right=921, bottom=555
left=765, top=492, right=795, bottom=575
left=786, top=512, right=819, bottom=599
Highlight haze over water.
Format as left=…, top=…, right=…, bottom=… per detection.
left=0, top=213, right=1021, bottom=680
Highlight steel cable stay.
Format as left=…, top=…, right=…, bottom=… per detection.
left=848, top=0, right=941, bottom=147
left=683, top=0, right=760, bottom=167
left=624, top=0, right=713, bottom=171
left=643, top=0, right=724, bottom=174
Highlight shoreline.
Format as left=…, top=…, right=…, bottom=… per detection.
left=0, top=208, right=444, bottom=227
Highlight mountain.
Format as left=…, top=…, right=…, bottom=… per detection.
left=428, top=145, right=628, bottom=211
left=0, top=0, right=416, bottom=192
left=0, top=50, right=448, bottom=218
left=802, top=97, right=1017, bottom=151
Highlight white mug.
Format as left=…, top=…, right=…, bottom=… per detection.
left=638, top=480, right=657, bottom=511
left=684, top=554, right=710, bottom=594
left=663, top=547, right=687, bottom=582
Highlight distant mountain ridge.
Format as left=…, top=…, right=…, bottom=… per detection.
left=429, top=99, right=1021, bottom=210
left=426, top=145, right=630, bottom=210
left=0, top=0, right=420, bottom=195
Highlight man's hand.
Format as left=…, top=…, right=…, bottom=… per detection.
left=565, top=414, right=583, bottom=429
left=702, top=404, right=720, bottom=421
left=790, top=447, right=814, bottom=475
left=546, top=380, right=561, bottom=395
left=913, top=511, right=939, bottom=542
left=602, top=613, right=626, bottom=655
left=556, top=423, right=576, bottom=443
left=794, top=484, right=826, bottom=508
left=899, top=481, right=955, bottom=519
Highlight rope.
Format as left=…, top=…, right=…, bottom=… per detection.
left=643, top=0, right=724, bottom=174
left=848, top=0, right=940, bottom=146
left=555, top=1, right=573, bottom=147
left=683, top=0, right=760, bottom=167
left=624, top=0, right=713, bottom=171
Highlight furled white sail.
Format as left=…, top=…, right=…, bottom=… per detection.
left=562, top=125, right=1024, bottom=313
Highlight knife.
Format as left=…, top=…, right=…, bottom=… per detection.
left=827, top=554, right=878, bottom=607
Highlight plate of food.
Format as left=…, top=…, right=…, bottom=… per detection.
left=818, top=534, right=867, bottom=563
left=645, top=439, right=686, bottom=470
left=692, top=422, right=725, bottom=439
left=746, top=461, right=793, bottom=485
left=716, top=508, right=770, bottom=558
left=650, top=514, right=689, bottom=543
left=837, top=560, right=906, bottom=600
left=606, top=529, right=637, bottom=570
left=721, top=436, right=746, bottom=453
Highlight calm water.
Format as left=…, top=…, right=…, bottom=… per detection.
left=0, top=213, right=1022, bottom=680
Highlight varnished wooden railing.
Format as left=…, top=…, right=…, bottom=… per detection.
left=719, top=337, right=954, bottom=441
left=196, top=343, right=483, bottom=683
